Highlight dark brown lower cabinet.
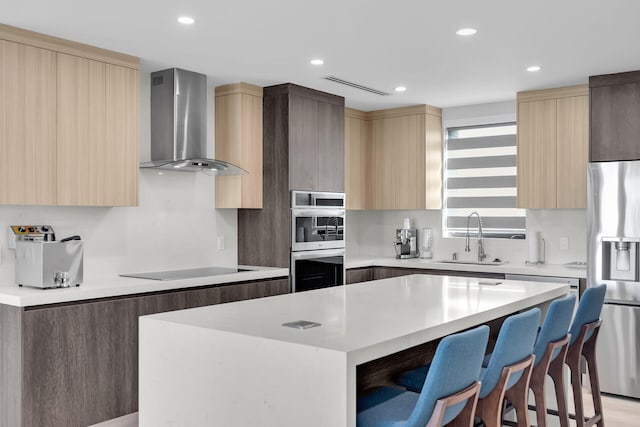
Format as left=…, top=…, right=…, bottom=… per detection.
left=345, top=267, right=375, bottom=284
left=0, top=277, right=288, bottom=427
left=372, top=267, right=505, bottom=280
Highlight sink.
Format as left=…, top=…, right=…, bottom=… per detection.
left=438, top=259, right=505, bottom=266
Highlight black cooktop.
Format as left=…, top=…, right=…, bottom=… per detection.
left=120, top=267, right=250, bottom=281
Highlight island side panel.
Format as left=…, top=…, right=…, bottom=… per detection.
left=0, top=304, right=22, bottom=427
left=139, top=317, right=349, bottom=427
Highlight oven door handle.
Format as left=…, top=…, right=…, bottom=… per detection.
left=291, top=209, right=345, bottom=218
left=291, top=249, right=345, bottom=260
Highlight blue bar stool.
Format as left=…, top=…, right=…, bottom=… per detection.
left=547, top=285, right=606, bottom=427
left=475, top=308, right=540, bottom=427
left=396, top=309, right=540, bottom=427
left=356, top=325, right=489, bottom=427
left=505, top=294, right=576, bottom=427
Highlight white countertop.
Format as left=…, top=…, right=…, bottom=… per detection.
left=346, top=256, right=586, bottom=279
left=145, top=274, right=568, bottom=364
left=139, top=274, right=568, bottom=427
left=0, top=266, right=289, bottom=307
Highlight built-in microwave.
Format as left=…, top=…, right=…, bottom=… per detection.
left=291, top=191, right=345, bottom=252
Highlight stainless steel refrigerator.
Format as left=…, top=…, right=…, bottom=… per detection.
left=588, top=160, right=640, bottom=399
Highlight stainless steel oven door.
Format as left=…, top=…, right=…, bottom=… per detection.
left=291, top=208, right=345, bottom=251
left=291, top=249, right=345, bottom=293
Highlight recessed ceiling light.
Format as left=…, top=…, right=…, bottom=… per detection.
left=178, top=16, right=195, bottom=25
left=310, top=59, right=324, bottom=66
left=394, top=86, right=407, bottom=92
left=456, top=28, right=478, bottom=36
left=527, top=65, right=542, bottom=72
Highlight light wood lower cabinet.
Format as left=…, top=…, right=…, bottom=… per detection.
left=345, top=105, right=442, bottom=210
left=0, top=40, right=57, bottom=205
left=0, top=278, right=289, bottom=427
left=516, top=85, right=588, bottom=209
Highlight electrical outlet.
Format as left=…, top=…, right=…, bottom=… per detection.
left=217, top=236, right=225, bottom=251
left=560, top=237, right=569, bottom=251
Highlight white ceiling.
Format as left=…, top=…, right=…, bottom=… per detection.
left=2, top=0, right=640, bottom=110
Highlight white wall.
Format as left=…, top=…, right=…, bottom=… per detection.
left=346, top=100, right=588, bottom=265
left=346, top=209, right=586, bottom=264
left=0, top=65, right=238, bottom=283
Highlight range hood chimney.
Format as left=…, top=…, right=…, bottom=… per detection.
left=141, top=68, right=246, bottom=174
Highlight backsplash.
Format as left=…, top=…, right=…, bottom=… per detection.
left=346, top=208, right=587, bottom=265
left=0, top=171, right=238, bottom=283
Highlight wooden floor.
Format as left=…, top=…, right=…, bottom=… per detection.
left=92, top=391, right=640, bottom=427
left=579, top=392, right=640, bottom=427
left=518, top=383, right=640, bottom=427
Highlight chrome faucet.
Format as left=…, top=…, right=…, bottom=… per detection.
left=465, top=212, right=486, bottom=262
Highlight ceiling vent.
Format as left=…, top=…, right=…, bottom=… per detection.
left=324, top=76, right=391, bottom=96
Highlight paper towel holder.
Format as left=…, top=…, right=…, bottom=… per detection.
left=525, top=238, right=546, bottom=265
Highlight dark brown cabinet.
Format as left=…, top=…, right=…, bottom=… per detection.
left=370, top=267, right=505, bottom=281
left=287, top=88, right=345, bottom=192
left=0, top=277, right=288, bottom=427
left=346, top=267, right=375, bottom=284
left=238, top=84, right=344, bottom=268
left=590, top=71, right=640, bottom=162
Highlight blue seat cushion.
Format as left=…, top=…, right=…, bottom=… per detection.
left=358, top=387, right=406, bottom=412
left=396, top=363, right=431, bottom=393
left=356, top=386, right=464, bottom=427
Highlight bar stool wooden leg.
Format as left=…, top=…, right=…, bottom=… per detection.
left=569, top=354, right=586, bottom=427
left=504, top=360, right=533, bottom=427
left=565, top=320, right=605, bottom=427
left=548, top=354, right=570, bottom=427
left=583, top=329, right=605, bottom=427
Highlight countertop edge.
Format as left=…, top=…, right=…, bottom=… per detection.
left=0, top=266, right=289, bottom=308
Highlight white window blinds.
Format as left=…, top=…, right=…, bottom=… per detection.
left=443, top=123, right=526, bottom=238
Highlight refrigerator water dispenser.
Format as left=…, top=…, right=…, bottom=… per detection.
left=602, top=237, right=639, bottom=282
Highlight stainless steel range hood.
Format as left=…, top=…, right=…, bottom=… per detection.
left=141, top=68, right=246, bottom=174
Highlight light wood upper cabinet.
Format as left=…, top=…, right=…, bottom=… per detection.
left=215, top=83, right=263, bottom=209
left=105, top=64, right=139, bottom=206
left=556, top=95, right=588, bottom=208
left=0, top=40, right=57, bottom=205
left=344, top=109, right=368, bottom=209
left=516, top=85, right=588, bottom=209
left=517, top=98, right=557, bottom=208
left=345, top=105, right=442, bottom=210
left=0, top=23, right=140, bottom=207
left=56, top=54, right=107, bottom=206
left=57, top=55, right=139, bottom=206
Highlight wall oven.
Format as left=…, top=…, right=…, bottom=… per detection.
left=291, top=249, right=344, bottom=293
left=290, top=191, right=345, bottom=292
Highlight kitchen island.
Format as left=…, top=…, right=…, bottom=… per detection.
left=139, top=274, right=568, bottom=427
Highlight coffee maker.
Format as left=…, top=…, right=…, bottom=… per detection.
left=395, top=218, right=419, bottom=259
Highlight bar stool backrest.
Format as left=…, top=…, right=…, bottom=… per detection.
left=533, top=294, right=576, bottom=366
left=568, top=284, right=606, bottom=346
left=405, top=324, right=490, bottom=427
left=480, top=308, right=541, bottom=398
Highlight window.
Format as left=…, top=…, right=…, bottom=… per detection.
left=443, top=122, right=525, bottom=239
